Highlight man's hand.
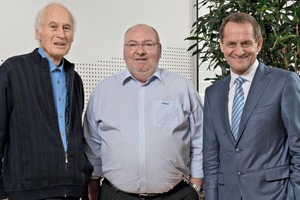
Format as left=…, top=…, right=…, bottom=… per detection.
left=189, top=177, right=203, bottom=186
left=189, top=177, right=204, bottom=196
left=88, top=179, right=101, bottom=200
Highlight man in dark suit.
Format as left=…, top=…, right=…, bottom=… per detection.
left=203, top=12, right=300, bottom=200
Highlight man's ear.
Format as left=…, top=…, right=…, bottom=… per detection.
left=35, top=29, right=40, bottom=40
left=219, top=40, right=224, bottom=53
left=257, top=37, right=263, bottom=52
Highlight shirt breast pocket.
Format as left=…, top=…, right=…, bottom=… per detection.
left=152, top=100, right=180, bottom=127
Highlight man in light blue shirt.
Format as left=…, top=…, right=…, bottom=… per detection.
left=84, top=24, right=203, bottom=200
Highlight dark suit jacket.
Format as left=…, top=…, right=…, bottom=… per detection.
left=203, top=62, right=300, bottom=200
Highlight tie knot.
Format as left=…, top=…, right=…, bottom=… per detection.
left=236, top=77, right=245, bottom=85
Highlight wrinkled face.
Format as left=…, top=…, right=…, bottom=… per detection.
left=123, top=25, right=161, bottom=83
left=35, top=5, right=74, bottom=66
left=220, top=22, right=263, bottom=75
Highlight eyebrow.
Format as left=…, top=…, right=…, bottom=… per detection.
left=48, top=21, right=72, bottom=26
left=126, top=39, right=156, bottom=43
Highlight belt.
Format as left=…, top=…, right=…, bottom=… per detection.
left=102, top=178, right=187, bottom=198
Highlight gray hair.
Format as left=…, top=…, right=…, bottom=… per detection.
left=35, top=3, right=76, bottom=32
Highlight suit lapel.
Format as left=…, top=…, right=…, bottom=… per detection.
left=218, top=76, right=233, bottom=141
left=236, top=63, right=271, bottom=143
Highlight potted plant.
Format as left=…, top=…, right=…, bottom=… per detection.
left=186, top=0, right=300, bottom=81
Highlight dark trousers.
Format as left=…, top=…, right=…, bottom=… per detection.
left=41, top=198, right=80, bottom=200
left=99, top=179, right=199, bottom=200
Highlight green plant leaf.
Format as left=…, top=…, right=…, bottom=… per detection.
left=186, top=0, right=300, bottom=80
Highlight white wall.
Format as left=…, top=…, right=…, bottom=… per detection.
left=0, top=0, right=195, bottom=59
left=0, top=0, right=205, bottom=107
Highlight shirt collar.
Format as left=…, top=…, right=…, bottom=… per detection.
left=38, top=48, right=65, bottom=73
left=122, top=67, right=163, bottom=85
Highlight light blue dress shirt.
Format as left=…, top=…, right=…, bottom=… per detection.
left=84, top=68, right=203, bottom=194
left=38, top=48, right=67, bottom=152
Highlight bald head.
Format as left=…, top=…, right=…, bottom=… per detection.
left=123, top=24, right=162, bottom=83
left=124, top=24, right=160, bottom=44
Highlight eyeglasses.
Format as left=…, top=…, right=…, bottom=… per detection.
left=124, top=42, right=159, bottom=50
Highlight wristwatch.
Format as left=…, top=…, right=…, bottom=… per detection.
left=189, top=182, right=204, bottom=194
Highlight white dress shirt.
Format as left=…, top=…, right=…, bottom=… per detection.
left=228, top=59, right=259, bottom=125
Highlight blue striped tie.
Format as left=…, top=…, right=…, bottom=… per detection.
left=231, top=77, right=245, bottom=140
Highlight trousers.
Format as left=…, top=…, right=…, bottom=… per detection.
left=99, top=179, right=199, bottom=200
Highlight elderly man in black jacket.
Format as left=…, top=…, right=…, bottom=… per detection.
left=0, top=3, right=93, bottom=200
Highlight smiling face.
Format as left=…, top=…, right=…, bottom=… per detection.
left=219, top=22, right=263, bottom=75
left=123, top=24, right=161, bottom=83
left=35, top=4, right=74, bottom=66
